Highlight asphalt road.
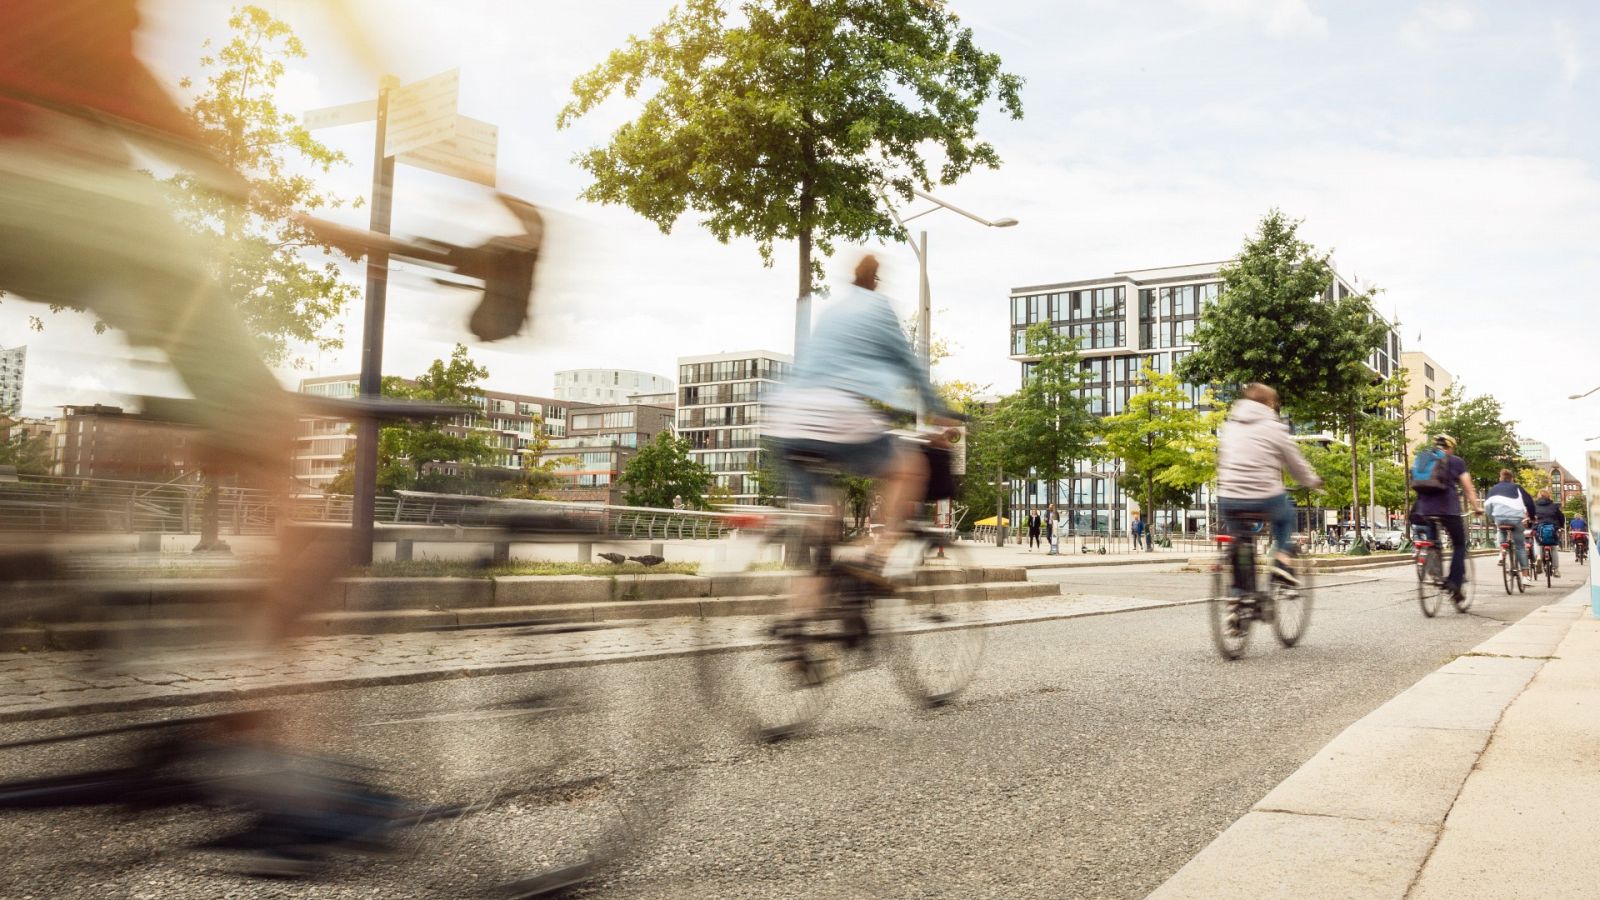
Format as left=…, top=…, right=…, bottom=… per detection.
left=0, top=557, right=1586, bottom=898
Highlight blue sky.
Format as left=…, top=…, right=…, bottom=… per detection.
left=4, top=0, right=1597, bottom=472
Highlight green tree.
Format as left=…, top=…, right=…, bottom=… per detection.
left=163, top=5, right=360, bottom=366
left=955, top=397, right=1008, bottom=536
left=1564, top=494, right=1587, bottom=520
left=620, top=432, right=714, bottom=509
left=840, top=474, right=877, bottom=533
left=1295, top=442, right=1406, bottom=518
left=0, top=426, right=51, bottom=476
left=1179, top=209, right=1390, bottom=533
left=556, top=0, right=1023, bottom=331
left=1100, top=368, right=1221, bottom=528
left=996, top=323, right=1095, bottom=500
left=1517, top=467, right=1552, bottom=498
left=1423, top=384, right=1524, bottom=490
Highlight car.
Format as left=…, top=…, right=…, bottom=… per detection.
left=1368, top=528, right=1405, bottom=550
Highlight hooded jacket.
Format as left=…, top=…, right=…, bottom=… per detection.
left=1533, top=497, right=1566, bottom=528
left=1217, top=399, right=1322, bottom=500
left=1484, top=481, right=1536, bottom=523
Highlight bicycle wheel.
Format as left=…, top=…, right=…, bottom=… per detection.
left=1453, top=549, right=1475, bottom=613
left=693, top=523, right=833, bottom=743
left=1545, top=549, right=1554, bottom=588
left=1209, top=549, right=1250, bottom=660
left=1271, top=555, right=1313, bottom=648
left=1501, top=554, right=1513, bottom=595
left=1418, top=550, right=1443, bottom=618
left=880, top=533, right=987, bottom=708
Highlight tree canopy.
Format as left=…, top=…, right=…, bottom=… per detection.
left=1099, top=367, right=1220, bottom=521
left=1423, top=384, right=1524, bottom=490
left=994, top=323, right=1096, bottom=495
left=556, top=0, right=1023, bottom=316
left=619, top=432, right=714, bottom=510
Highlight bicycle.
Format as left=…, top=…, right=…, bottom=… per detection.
left=1496, top=524, right=1525, bottom=595
left=1208, top=512, right=1314, bottom=661
left=1574, top=532, right=1589, bottom=566
left=695, top=435, right=986, bottom=742
left=1413, top=516, right=1475, bottom=617
left=1534, top=528, right=1559, bottom=587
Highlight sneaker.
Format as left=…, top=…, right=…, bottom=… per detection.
left=1270, top=558, right=1301, bottom=588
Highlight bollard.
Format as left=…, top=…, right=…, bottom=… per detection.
left=650, top=542, right=664, bottom=559
left=577, top=541, right=592, bottom=563
left=394, top=539, right=413, bottom=562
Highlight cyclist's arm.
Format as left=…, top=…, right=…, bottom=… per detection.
left=872, top=297, right=950, bottom=419
left=1276, top=426, right=1322, bottom=490
left=1458, top=472, right=1481, bottom=513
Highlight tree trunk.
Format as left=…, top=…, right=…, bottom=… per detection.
left=1348, top=414, right=1364, bottom=548
left=796, top=222, right=812, bottom=351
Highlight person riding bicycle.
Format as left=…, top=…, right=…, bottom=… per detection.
left=1410, top=434, right=1481, bottom=603
left=1572, top=511, right=1589, bottom=563
left=1216, top=383, right=1322, bottom=586
left=1532, top=489, right=1566, bottom=577
left=767, top=253, right=956, bottom=599
left=1484, top=468, right=1536, bottom=579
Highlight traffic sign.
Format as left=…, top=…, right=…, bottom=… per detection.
left=303, top=98, right=377, bottom=130
left=399, top=115, right=497, bottom=186
left=385, top=68, right=460, bottom=157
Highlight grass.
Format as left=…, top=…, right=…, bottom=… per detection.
left=358, top=560, right=702, bottom=579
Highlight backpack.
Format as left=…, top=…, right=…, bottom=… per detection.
left=1536, top=522, right=1559, bottom=545
left=1410, top=448, right=1450, bottom=494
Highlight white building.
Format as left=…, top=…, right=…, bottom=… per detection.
left=0, top=344, right=25, bottom=415
left=1518, top=438, right=1551, bottom=462
left=676, top=350, right=792, bottom=502
left=554, top=368, right=675, bottom=406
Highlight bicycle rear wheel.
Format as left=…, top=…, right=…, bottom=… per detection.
left=1271, top=556, right=1313, bottom=648
left=1209, top=550, right=1250, bottom=660
left=1545, top=549, right=1554, bottom=588
left=1501, top=555, right=1513, bottom=595
left=1418, top=551, right=1443, bottom=618
left=880, top=534, right=987, bottom=708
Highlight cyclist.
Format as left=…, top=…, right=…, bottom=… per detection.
left=767, top=253, right=956, bottom=602
left=1411, top=434, right=1482, bottom=603
left=1572, top=511, right=1589, bottom=564
left=1216, top=383, right=1322, bottom=586
left=1532, top=489, right=1566, bottom=577
left=1484, top=468, right=1536, bottom=579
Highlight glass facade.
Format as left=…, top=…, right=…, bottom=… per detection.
left=677, top=353, right=791, bottom=502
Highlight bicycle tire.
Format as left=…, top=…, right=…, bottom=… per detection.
left=1271, top=555, right=1313, bottom=648
left=1209, top=549, right=1250, bottom=660
left=1501, top=554, right=1513, bottom=595
left=1453, top=551, right=1475, bottom=613
left=1418, top=549, right=1443, bottom=618
left=881, top=533, right=987, bottom=708
left=1545, top=549, right=1554, bottom=588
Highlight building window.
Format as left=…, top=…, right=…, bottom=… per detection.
left=1424, top=363, right=1435, bottom=381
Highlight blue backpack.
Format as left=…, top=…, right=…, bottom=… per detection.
left=1536, top=522, right=1559, bottom=545
left=1410, top=448, right=1449, bottom=494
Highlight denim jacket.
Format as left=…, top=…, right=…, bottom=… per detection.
left=787, top=285, right=948, bottom=417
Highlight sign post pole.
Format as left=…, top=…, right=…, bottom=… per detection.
left=350, top=75, right=399, bottom=566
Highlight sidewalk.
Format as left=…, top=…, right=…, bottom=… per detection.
left=1150, top=585, right=1597, bottom=899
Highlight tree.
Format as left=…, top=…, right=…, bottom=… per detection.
left=0, top=426, right=50, bottom=476
left=1099, top=368, right=1220, bottom=533
left=995, top=323, right=1095, bottom=506
left=956, top=397, right=1009, bottom=536
left=620, top=432, right=714, bottom=510
left=556, top=0, right=1023, bottom=335
left=1423, top=384, right=1523, bottom=490
left=1294, top=442, right=1406, bottom=520
left=1179, top=209, right=1390, bottom=533
left=1517, top=467, right=1552, bottom=498
left=165, top=5, right=360, bottom=368
left=840, top=474, right=877, bottom=533
left=1564, top=494, right=1587, bottom=520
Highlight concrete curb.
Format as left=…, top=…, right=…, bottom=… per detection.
left=1148, top=586, right=1591, bottom=900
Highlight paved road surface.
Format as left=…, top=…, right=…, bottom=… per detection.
left=0, top=558, right=1584, bottom=898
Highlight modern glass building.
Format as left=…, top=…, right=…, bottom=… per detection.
left=554, top=368, right=675, bottom=406
left=1008, top=262, right=1402, bottom=534
left=676, top=350, right=792, bottom=502
left=0, top=344, right=24, bottom=416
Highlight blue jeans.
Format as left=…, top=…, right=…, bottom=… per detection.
left=1493, top=518, right=1528, bottom=570
left=1218, top=495, right=1296, bottom=555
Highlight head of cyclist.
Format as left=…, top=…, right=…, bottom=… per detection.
left=1216, top=382, right=1322, bottom=582
left=1532, top=489, right=1565, bottom=526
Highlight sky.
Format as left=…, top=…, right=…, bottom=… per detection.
left=3, top=0, right=1598, bottom=473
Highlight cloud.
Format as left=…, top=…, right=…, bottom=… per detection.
left=1181, top=0, right=1329, bottom=36
left=1554, top=21, right=1584, bottom=87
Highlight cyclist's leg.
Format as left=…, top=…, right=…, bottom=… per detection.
left=1509, top=520, right=1529, bottom=572
left=874, top=439, right=927, bottom=546
left=1440, top=515, right=1468, bottom=590
left=1267, top=494, right=1296, bottom=557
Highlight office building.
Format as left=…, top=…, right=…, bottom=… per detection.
left=1400, top=351, right=1454, bottom=452
left=1518, top=438, right=1552, bottom=462
left=554, top=368, right=675, bottom=406
left=540, top=401, right=676, bottom=504
left=676, top=350, right=792, bottom=502
left=293, top=375, right=583, bottom=491
left=50, top=404, right=194, bottom=480
left=1008, top=262, right=1403, bottom=533
left=0, top=344, right=24, bottom=415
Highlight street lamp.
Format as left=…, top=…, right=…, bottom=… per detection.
left=1571, top=386, right=1600, bottom=400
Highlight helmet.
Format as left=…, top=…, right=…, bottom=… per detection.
left=1434, top=433, right=1457, bottom=451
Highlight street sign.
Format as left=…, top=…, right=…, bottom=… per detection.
left=385, top=68, right=460, bottom=157
left=303, top=98, right=376, bottom=130
left=398, top=115, right=498, bottom=186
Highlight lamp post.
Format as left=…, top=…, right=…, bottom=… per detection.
left=1570, top=386, right=1600, bottom=400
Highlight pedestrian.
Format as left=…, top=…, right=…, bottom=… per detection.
left=1051, top=506, right=1067, bottom=556
left=1027, top=509, right=1042, bottom=551
left=1131, top=511, right=1147, bottom=552
left=1045, top=504, right=1060, bottom=555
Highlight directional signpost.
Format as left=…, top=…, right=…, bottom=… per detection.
left=304, top=70, right=500, bottom=564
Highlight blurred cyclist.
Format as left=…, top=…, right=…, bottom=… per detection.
left=1410, top=434, right=1481, bottom=603
left=1572, top=510, right=1589, bottom=564
left=1216, top=383, right=1322, bottom=586
left=1532, top=489, right=1566, bottom=577
left=768, top=253, right=956, bottom=602
left=1484, top=468, right=1536, bottom=578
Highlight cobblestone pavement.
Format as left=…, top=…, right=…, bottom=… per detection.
left=0, top=591, right=1211, bottom=722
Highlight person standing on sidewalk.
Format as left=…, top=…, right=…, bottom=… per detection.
left=1050, top=506, right=1067, bottom=556
left=1131, top=511, right=1147, bottom=552
left=1026, top=509, right=1042, bottom=551
left=1411, top=434, right=1482, bottom=603
left=1045, top=504, right=1060, bottom=555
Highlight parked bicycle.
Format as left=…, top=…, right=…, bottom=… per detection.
left=1208, top=512, right=1314, bottom=660
left=1414, top=515, right=1475, bottom=616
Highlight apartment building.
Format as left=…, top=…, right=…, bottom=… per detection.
left=1400, top=351, right=1454, bottom=451
left=0, top=344, right=24, bottom=415
left=50, top=404, right=194, bottom=480
left=539, top=401, right=676, bottom=504
left=676, top=350, right=792, bottom=502
left=1008, top=262, right=1402, bottom=533
left=1518, top=438, right=1552, bottom=462
left=554, top=368, right=675, bottom=406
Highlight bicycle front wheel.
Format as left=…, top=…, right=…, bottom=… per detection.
left=882, top=534, right=987, bottom=708
left=1271, top=557, right=1313, bottom=648
left=1210, top=551, right=1250, bottom=660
